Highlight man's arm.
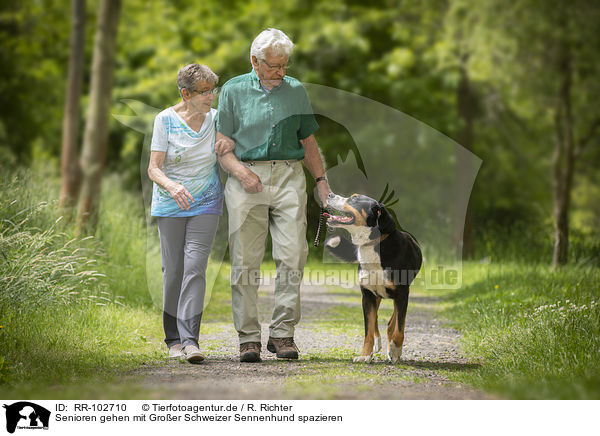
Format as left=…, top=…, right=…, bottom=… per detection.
left=300, top=134, right=331, bottom=206
left=216, top=132, right=263, bottom=193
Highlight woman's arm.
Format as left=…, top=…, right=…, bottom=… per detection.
left=215, top=135, right=235, bottom=156
left=148, top=151, right=194, bottom=210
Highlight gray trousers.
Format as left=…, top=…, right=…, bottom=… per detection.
left=157, top=214, right=219, bottom=348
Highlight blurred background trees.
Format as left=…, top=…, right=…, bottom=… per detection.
left=59, top=0, right=85, bottom=212
left=76, top=0, right=121, bottom=234
left=0, top=0, right=598, bottom=265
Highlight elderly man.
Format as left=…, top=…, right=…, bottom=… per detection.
left=217, top=28, right=331, bottom=362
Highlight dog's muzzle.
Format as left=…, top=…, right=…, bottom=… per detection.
left=324, top=194, right=355, bottom=226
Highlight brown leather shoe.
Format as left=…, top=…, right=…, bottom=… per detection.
left=240, top=341, right=261, bottom=362
left=267, top=337, right=299, bottom=359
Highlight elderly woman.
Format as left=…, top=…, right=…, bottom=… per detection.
left=148, top=64, right=233, bottom=363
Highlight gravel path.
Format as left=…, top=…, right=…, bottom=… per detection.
left=128, top=283, right=489, bottom=399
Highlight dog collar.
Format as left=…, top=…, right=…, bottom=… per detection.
left=363, top=232, right=390, bottom=246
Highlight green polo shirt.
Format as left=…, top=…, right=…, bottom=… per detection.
left=216, top=69, right=319, bottom=161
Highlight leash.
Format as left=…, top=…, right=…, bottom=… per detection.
left=313, top=207, right=327, bottom=247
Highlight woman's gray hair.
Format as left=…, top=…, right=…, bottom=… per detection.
left=250, top=28, right=294, bottom=62
left=177, top=64, right=218, bottom=91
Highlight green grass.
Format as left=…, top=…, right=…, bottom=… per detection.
left=95, top=173, right=155, bottom=307
left=441, top=261, right=600, bottom=399
left=0, top=303, right=164, bottom=398
left=0, top=167, right=172, bottom=398
left=2, top=166, right=599, bottom=399
left=284, top=362, right=427, bottom=399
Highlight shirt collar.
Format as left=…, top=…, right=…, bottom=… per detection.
left=250, top=68, right=284, bottom=94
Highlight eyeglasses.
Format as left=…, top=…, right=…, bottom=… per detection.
left=260, top=59, right=291, bottom=71
left=187, top=87, right=220, bottom=96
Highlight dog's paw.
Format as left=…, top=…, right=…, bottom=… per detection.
left=386, top=341, right=403, bottom=364
left=353, top=354, right=374, bottom=364
left=325, top=236, right=341, bottom=248
left=373, top=336, right=381, bottom=353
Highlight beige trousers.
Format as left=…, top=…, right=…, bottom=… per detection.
left=225, top=160, right=308, bottom=344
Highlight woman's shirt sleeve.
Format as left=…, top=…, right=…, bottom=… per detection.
left=151, top=113, right=169, bottom=152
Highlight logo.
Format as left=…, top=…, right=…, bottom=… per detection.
left=3, top=402, right=50, bottom=434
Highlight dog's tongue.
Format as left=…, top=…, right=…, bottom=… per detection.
left=326, top=213, right=353, bottom=223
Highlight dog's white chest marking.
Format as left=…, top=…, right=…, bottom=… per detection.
left=357, top=244, right=394, bottom=298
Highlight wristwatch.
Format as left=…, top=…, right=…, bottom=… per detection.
left=315, top=176, right=327, bottom=183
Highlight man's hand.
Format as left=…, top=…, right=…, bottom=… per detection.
left=215, top=132, right=261, bottom=193
left=316, top=180, right=331, bottom=207
left=215, top=136, right=235, bottom=156
left=238, top=167, right=263, bottom=193
left=216, top=147, right=263, bottom=193
left=167, top=182, right=194, bottom=210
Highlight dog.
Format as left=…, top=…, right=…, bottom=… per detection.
left=324, top=193, right=422, bottom=363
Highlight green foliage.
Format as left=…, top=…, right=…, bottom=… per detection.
left=0, top=0, right=72, bottom=163
left=1, top=0, right=599, bottom=259
left=443, top=261, right=600, bottom=399
left=446, top=0, right=600, bottom=261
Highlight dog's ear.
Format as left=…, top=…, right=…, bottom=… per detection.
left=377, top=205, right=396, bottom=234
left=366, top=204, right=380, bottom=227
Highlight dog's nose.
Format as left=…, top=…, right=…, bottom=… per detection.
left=328, top=192, right=335, bottom=198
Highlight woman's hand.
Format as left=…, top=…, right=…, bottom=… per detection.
left=215, top=137, right=235, bottom=156
left=167, top=182, right=195, bottom=210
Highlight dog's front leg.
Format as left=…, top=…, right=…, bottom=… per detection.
left=373, top=297, right=382, bottom=352
left=325, top=235, right=357, bottom=263
left=354, top=287, right=379, bottom=363
left=387, top=289, right=409, bottom=364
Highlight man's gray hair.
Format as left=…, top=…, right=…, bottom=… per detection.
left=250, top=28, right=294, bottom=62
left=177, top=64, right=218, bottom=90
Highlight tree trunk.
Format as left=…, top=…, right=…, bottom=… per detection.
left=454, top=63, right=477, bottom=259
left=76, top=0, right=121, bottom=235
left=59, top=0, right=86, bottom=213
left=552, top=30, right=575, bottom=268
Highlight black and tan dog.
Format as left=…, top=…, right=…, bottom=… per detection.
left=324, top=193, right=422, bottom=363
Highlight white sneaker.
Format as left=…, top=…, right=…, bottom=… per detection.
left=168, top=344, right=184, bottom=358
left=183, top=345, right=205, bottom=364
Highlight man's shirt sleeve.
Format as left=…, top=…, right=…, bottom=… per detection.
left=216, top=85, right=234, bottom=138
left=297, top=87, right=319, bottom=140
